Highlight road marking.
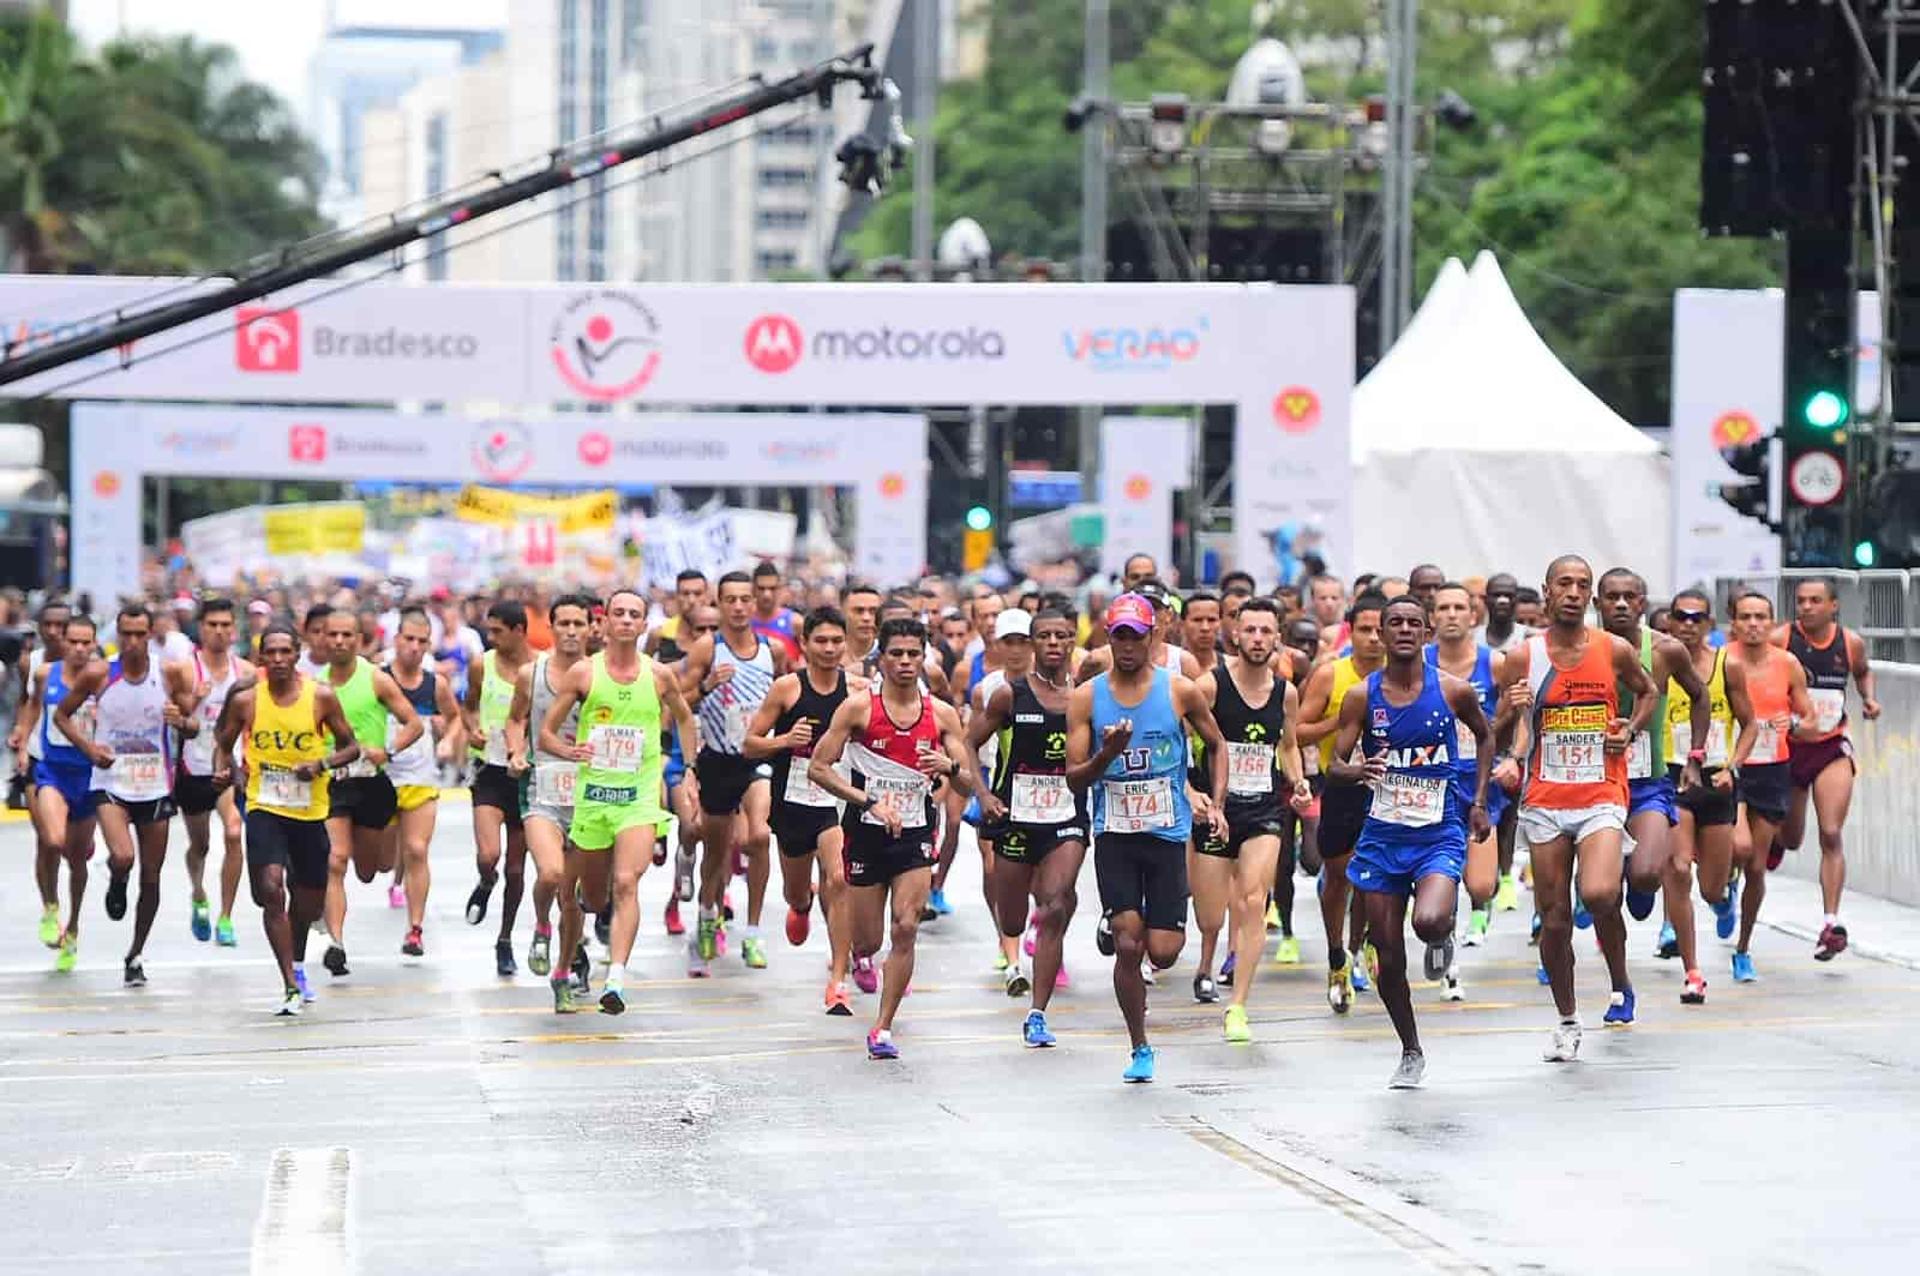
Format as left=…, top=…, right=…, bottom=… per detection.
left=250, top=1146, right=353, bottom=1276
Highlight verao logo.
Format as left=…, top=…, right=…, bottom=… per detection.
left=237, top=306, right=300, bottom=372
left=550, top=290, right=662, bottom=402
left=744, top=314, right=804, bottom=373
left=472, top=423, right=533, bottom=482
left=1063, top=319, right=1207, bottom=372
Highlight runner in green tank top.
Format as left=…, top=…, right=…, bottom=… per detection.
left=317, top=610, right=423, bottom=981
left=540, top=589, right=701, bottom=1015
left=462, top=603, right=536, bottom=977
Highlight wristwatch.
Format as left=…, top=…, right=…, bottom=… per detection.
left=861, top=793, right=880, bottom=813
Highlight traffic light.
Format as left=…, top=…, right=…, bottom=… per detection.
left=1781, top=229, right=1853, bottom=565
left=965, top=505, right=993, bottom=532
left=963, top=505, right=994, bottom=572
left=1717, top=436, right=1773, bottom=525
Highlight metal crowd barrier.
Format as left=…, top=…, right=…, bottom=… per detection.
left=1709, top=568, right=1917, bottom=663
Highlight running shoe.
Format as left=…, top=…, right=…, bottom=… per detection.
left=652, top=841, right=668, bottom=867
left=1223, top=1004, right=1252, bottom=1044
left=1023, top=1009, right=1056, bottom=1048
left=528, top=929, right=552, bottom=977
left=1389, top=1049, right=1426, bottom=1089
left=1422, top=935, right=1454, bottom=983
left=1219, top=951, right=1236, bottom=987
left=1094, top=911, right=1115, bottom=957
left=570, top=943, right=591, bottom=989
left=664, top=898, right=685, bottom=937
left=1543, top=1017, right=1582, bottom=1063
left=495, top=941, right=517, bottom=978
left=104, top=871, right=128, bottom=921
left=1573, top=900, right=1592, bottom=929
left=38, top=903, right=59, bottom=948
left=552, top=977, right=580, bottom=1014
left=1732, top=951, right=1757, bottom=982
left=1625, top=886, right=1658, bottom=922
left=277, top=988, right=303, bottom=1017
left=54, top=932, right=76, bottom=973
left=215, top=915, right=237, bottom=947
left=294, top=967, right=315, bottom=1003
left=1603, top=987, right=1636, bottom=1026
left=742, top=936, right=769, bottom=969
left=1352, top=946, right=1375, bottom=994
left=323, top=942, right=349, bottom=978
left=993, top=948, right=1010, bottom=972
left=191, top=900, right=212, bottom=942
left=464, top=877, right=493, bottom=926
left=1766, top=839, right=1785, bottom=871
left=401, top=925, right=425, bottom=957
left=824, top=982, right=853, bottom=1016
left=1054, top=965, right=1071, bottom=991
left=852, top=954, right=879, bottom=994
left=674, top=848, right=696, bottom=902
left=1463, top=908, right=1490, bottom=947
left=599, top=981, right=626, bottom=1015
left=929, top=888, right=953, bottom=916
left=388, top=883, right=406, bottom=910
left=1655, top=922, right=1679, bottom=960
left=1536, top=963, right=1550, bottom=985
left=721, top=891, right=735, bottom=923
left=785, top=905, right=810, bottom=947
left=1122, top=1044, right=1157, bottom=1083
left=1493, top=873, right=1520, bottom=912
left=686, top=937, right=710, bottom=979
left=1681, top=970, right=1707, bottom=1005
left=1815, top=923, right=1849, bottom=962
left=1192, top=971, right=1219, bottom=1004
left=867, top=1028, right=899, bottom=1060
left=1529, top=912, right=1543, bottom=945
left=697, top=912, right=719, bottom=961
left=1264, top=900, right=1281, bottom=932
left=1140, top=960, right=1156, bottom=986
left=123, top=957, right=146, bottom=988
left=1003, top=964, right=1031, bottom=997
left=1274, top=935, right=1302, bottom=965
left=595, top=909, right=612, bottom=948
left=1024, top=916, right=1038, bottom=957
left=1327, top=959, right=1354, bottom=1014
left=1442, top=970, right=1465, bottom=1001
left=1713, top=879, right=1739, bottom=941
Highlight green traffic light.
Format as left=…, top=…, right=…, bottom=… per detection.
left=965, top=505, right=993, bottom=532
left=1853, top=540, right=1876, bottom=568
left=1803, top=389, right=1848, bottom=431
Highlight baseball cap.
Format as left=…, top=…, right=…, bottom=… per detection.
left=1133, top=579, right=1171, bottom=608
left=1104, top=594, right=1154, bottom=634
left=247, top=599, right=272, bottom=617
left=994, top=609, right=1032, bottom=640
left=170, top=593, right=195, bottom=613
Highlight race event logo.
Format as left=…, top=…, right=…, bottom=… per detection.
left=473, top=423, right=533, bottom=482
left=236, top=306, right=300, bottom=373
left=288, top=424, right=328, bottom=463
left=578, top=431, right=613, bottom=468
left=550, top=291, right=662, bottom=402
left=879, top=473, right=907, bottom=499
left=1124, top=474, right=1152, bottom=501
left=92, top=471, right=121, bottom=499
left=744, top=314, right=804, bottom=374
left=1272, top=386, right=1322, bottom=434
left=1711, top=410, right=1760, bottom=451
left=762, top=440, right=839, bottom=466
left=1062, top=318, right=1206, bottom=372
left=158, top=429, right=239, bottom=458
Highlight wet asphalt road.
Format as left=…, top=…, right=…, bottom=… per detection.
left=0, top=798, right=1915, bottom=1275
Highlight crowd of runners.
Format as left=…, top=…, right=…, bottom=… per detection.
left=5, top=553, right=1880, bottom=1086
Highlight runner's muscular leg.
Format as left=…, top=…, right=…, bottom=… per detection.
left=1576, top=828, right=1631, bottom=991
left=496, top=825, right=528, bottom=944
left=1229, top=836, right=1282, bottom=1008
left=1811, top=759, right=1855, bottom=915
left=399, top=804, right=436, bottom=929
left=1666, top=813, right=1701, bottom=974
left=606, top=826, right=652, bottom=971
left=183, top=809, right=212, bottom=903
left=741, top=782, right=773, bottom=927
left=252, top=861, right=295, bottom=988
left=217, top=791, right=245, bottom=921
left=815, top=828, right=852, bottom=986
left=1531, top=835, right=1578, bottom=1017
left=127, top=816, right=169, bottom=960
left=323, top=816, right=353, bottom=941
left=1363, top=888, right=1418, bottom=1051
left=875, top=869, right=932, bottom=1032
left=1735, top=807, right=1774, bottom=954
left=1027, top=843, right=1084, bottom=1010
left=1318, top=853, right=1353, bottom=963
left=1188, top=845, right=1229, bottom=977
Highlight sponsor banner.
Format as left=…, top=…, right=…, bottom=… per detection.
left=262, top=502, right=367, bottom=557
left=1099, top=417, right=1186, bottom=577
left=1670, top=290, right=1783, bottom=589
left=454, top=485, right=616, bottom=534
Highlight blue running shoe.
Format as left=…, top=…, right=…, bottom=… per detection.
left=1731, top=951, right=1757, bottom=983
left=929, top=888, right=953, bottom=917
left=1023, top=1010, right=1056, bottom=1048
left=1713, top=880, right=1739, bottom=941
left=1529, top=912, right=1543, bottom=944
left=1219, top=950, right=1236, bottom=988
left=293, top=967, right=315, bottom=1004
left=1536, top=963, right=1551, bottom=985
left=1603, top=987, right=1636, bottom=1025
left=1656, top=921, right=1679, bottom=960
left=867, top=1028, right=900, bottom=1060
left=190, top=900, right=211, bottom=943
left=1350, top=961, right=1371, bottom=994
left=1625, top=888, right=1658, bottom=922
left=1123, top=1044, right=1157, bottom=1084
left=1573, top=901, right=1593, bottom=929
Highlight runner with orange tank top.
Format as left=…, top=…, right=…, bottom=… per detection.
left=1729, top=592, right=1823, bottom=983
left=1494, top=556, right=1658, bottom=1062
left=1770, top=579, right=1882, bottom=960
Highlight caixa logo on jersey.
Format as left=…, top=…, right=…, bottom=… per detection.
left=1062, top=318, right=1208, bottom=373
left=550, top=290, right=663, bottom=401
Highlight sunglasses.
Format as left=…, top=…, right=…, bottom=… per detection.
left=1669, top=608, right=1710, bottom=624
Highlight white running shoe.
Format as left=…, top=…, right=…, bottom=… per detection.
left=1442, top=969, right=1465, bottom=1002
left=1543, top=1017, right=1582, bottom=1063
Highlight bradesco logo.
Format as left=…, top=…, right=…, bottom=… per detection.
left=236, top=304, right=481, bottom=373
left=551, top=290, right=663, bottom=401
left=1062, top=317, right=1208, bottom=373
left=741, top=313, right=1005, bottom=374
left=237, top=307, right=299, bottom=372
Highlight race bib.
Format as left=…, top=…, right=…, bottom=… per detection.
left=1372, top=772, right=1445, bottom=828
left=1627, top=731, right=1654, bottom=781
left=533, top=762, right=577, bottom=809
left=259, top=766, right=312, bottom=809
left=1301, top=745, right=1319, bottom=777
left=1809, top=688, right=1845, bottom=734
left=862, top=773, right=930, bottom=829
left=483, top=732, right=511, bottom=768
left=109, top=751, right=166, bottom=797
left=1751, top=720, right=1781, bottom=761
left=1010, top=772, right=1073, bottom=823
left=1102, top=776, right=1174, bottom=834
left=1669, top=719, right=1690, bottom=762
left=589, top=724, right=646, bottom=774
left=1703, top=721, right=1729, bottom=767
left=1453, top=720, right=1479, bottom=761
left=334, top=756, right=378, bottom=780
left=1539, top=704, right=1607, bottom=785
left=723, top=698, right=748, bottom=750
left=1226, top=742, right=1275, bottom=796
left=783, top=762, right=836, bottom=809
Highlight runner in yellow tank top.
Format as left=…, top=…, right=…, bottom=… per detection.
left=213, top=625, right=360, bottom=1017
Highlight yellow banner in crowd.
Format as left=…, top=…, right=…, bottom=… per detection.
left=454, top=486, right=616, bottom=534
left=263, top=502, right=366, bottom=556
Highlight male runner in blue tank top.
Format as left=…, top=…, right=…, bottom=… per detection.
left=1067, top=594, right=1228, bottom=1084
left=1328, top=596, right=1495, bottom=1088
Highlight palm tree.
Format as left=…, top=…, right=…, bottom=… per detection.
left=0, top=13, right=81, bottom=272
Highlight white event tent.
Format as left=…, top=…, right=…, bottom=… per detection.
left=1350, top=251, right=1671, bottom=593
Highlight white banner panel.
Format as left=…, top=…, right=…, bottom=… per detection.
left=69, top=406, right=926, bottom=604
left=1098, top=416, right=1184, bottom=576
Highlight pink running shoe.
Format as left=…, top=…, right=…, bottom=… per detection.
left=852, top=954, right=878, bottom=994
left=1054, top=965, right=1071, bottom=990
left=388, top=884, right=406, bottom=910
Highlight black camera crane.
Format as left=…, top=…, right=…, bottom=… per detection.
left=0, top=45, right=895, bottom=390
